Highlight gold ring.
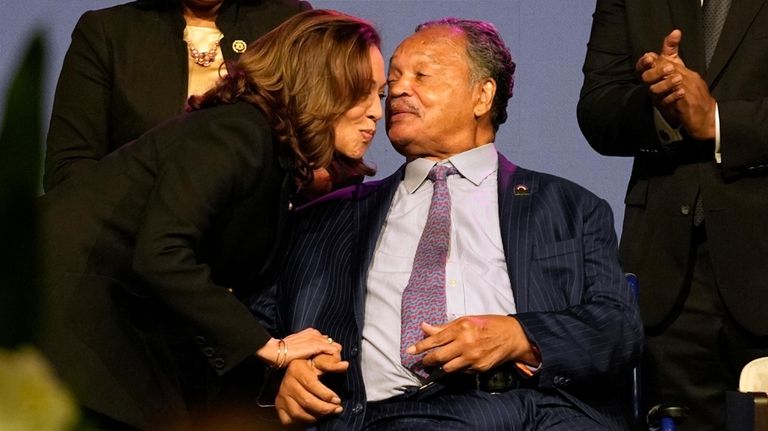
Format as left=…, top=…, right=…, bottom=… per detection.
left=327, top=337, right=334, bottom=344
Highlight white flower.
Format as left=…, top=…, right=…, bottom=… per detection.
left=0, top=346, right=78, bottom=431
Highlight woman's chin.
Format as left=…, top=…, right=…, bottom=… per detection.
left=337, top=142, right=370, bottom=161
left=346, top=148, right=367, bottom=160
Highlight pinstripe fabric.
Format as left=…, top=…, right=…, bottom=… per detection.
left=364, top=389, right=606, bottom=430
left=269, top=153, right=642, bottom=431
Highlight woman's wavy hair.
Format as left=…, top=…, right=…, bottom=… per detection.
left=188, top=9, right=380, bottom=185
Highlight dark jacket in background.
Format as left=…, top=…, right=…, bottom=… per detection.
left=44, top=0, right=311, bottom=191
left=577, top=0, right=768, bottom=335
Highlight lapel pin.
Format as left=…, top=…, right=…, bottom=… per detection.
left=232, top=40, right=247, bottom=53
left=514, top=184, right=529, bottom=196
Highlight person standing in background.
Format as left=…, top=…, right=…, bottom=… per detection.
left=578, top=1, right=768, bottom=429
left=43, top=0, right=310, bottom=192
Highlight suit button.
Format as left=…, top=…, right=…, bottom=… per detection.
left=214, top=358, right=225, bottom=369
left=553, top=375, right=571, bottom=387
left=226, top=287, right=234, bottom=293
left=203, top=347, right=215, bottom=357
left=349, top=345, right=359, bottom=357
left=351, top=403, right=364, bottom=415
left=194, top=336, right=206, bottom=345
left=680, top=205, right=690, bottom=216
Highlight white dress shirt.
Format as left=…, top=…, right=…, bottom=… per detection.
left=361, top=143, right=516, bottom=401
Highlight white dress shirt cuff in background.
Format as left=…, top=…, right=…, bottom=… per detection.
left=653, top=107, right=684, bottom=144
left=653, top=106, right=721, bottom=163
left=714, top=103, right=721, bottom=163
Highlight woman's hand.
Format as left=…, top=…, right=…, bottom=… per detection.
left=256, top=328, right=341, bottom=368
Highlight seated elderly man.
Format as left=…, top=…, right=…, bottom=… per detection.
left=259, top=18, right=642, bottom=431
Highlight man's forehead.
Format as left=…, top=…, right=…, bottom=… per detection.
left=390, top=30, right=466, bottom=65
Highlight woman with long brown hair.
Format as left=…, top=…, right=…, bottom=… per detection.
left=38, top=10, right=385, bottom=430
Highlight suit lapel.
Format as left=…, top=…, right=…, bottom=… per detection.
left=706, top=0, right=767, bottom=84
left=353, top=167, right=404, bottom=331
left=497, top=154, right=538, bottom=313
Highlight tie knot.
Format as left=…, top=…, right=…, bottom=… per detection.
left=427, top=164, right=458, bottom=182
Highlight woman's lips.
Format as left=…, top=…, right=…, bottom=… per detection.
left=361, top=129, right=375, bottom=142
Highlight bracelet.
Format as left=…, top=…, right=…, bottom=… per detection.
left=276, top=339, right=288, bottom=369
left=277, top=338, right=288, bottom=368
left=269, top=339, right=286, bottom=369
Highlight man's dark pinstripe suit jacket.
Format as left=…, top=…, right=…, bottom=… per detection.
left=261, top=152, right=644, bottom=430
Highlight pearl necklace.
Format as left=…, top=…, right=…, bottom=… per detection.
left=184, top=26, right=224, bottom=68
left=188, top=39, right=219, bottom=67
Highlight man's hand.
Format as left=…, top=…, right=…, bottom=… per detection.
left=637, top=29, right=717, bottom=140
left=275, top=353, right=348, bottom=425
left=670, top=67, right=717, bottom=140
left=637, top=30, right=686, bottom=125
left=407, top=315, right=539, bottom=374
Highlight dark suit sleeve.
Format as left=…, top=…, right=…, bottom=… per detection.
left=44, top=11, right=112, bottom=192
left=718, top=98, right=768, bottom=177
left=576, top=0, right=662, bottom=157
left=514, top=198, right=643, bottom=390
left=133, top=107, right=273, bottom=374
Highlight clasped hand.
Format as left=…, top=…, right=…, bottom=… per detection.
left=636, top=29, right=716, bottom=140
left=274, top=314, right=537, bottom=425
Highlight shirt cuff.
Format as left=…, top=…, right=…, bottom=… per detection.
left=714, top=103, right=721, bottom=163
left=514, top=361, right=541, bottom=377
left=514, top=344, right=542, bottom=377
left=653, top=107, right=684, bottom=144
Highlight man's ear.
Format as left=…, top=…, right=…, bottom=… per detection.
left=474, top=78, right=496, bottom=118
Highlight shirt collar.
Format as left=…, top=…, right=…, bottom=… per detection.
left=403, top=143, right=498, bottom=194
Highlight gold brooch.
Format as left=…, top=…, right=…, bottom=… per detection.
left=232, top=40, right=247, bottom=53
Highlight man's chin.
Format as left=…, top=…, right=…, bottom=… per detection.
left=386, top=137, right=414, bottom=158
left=387, top=125, right=417, bottom=144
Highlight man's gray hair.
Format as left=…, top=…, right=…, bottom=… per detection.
left=416, top=18, right=515, bottom=132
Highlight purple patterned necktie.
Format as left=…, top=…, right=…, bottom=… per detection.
left=400, top=164, right=458, bottom=378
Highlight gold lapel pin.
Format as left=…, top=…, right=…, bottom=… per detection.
left=514, top=184, right=529, bottom=196
left=232, top=40, right=247, bottom=53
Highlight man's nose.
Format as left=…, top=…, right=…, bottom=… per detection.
left=387, top=78, right=409, bottom=98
